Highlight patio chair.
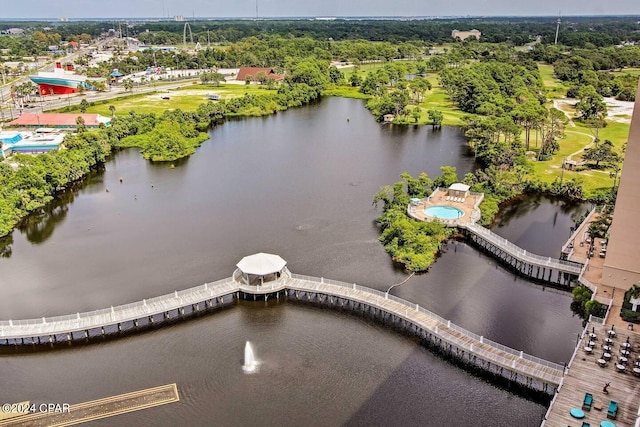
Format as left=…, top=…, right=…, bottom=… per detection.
left=582, top=393, right=593, bottom=411
left=607, top=400, right=618, bottom=419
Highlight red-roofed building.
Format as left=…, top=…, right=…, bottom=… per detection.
left=236, top=67, right=283, bottom=82
left=9, top=113, right=111, bottom=129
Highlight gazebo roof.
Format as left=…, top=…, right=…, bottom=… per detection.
left=236, top=253, right=287, bottom=276
left=449, top=183, right=470, bottom=192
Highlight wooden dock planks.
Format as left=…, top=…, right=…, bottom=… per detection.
left=543, top=324, right=640, bottom=427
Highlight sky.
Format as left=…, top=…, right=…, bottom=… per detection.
left=3, top=0, right=640, bottom=19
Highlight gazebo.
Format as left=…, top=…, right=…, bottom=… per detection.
left=448, top=183, right=470, bottom=201
left=235, top=253, right=288, bottom=286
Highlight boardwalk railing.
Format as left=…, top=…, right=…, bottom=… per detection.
left=0, top=277, right=236, bottom=330
left=0, top=271, right=564, bottom=391
left=579, top=276, right=598, bottom=294
left=290, top=274, right=565, bottom=373
left=562, top=207, right=596, bottom=256
left=463, top=223, right=583, bottom=274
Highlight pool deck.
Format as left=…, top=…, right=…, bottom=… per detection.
left=407, top=189, right=482, bottom=226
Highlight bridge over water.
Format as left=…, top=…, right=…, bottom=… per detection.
left=407, top=194, right=584, bottom=285
left=0, top=267, right=565, bottom=395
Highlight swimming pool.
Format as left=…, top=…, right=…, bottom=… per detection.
left=423, top=205, right=464, bottom=220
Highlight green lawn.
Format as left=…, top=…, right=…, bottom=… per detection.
left=611, top=67, right=640, bottom=77
left=526, top=121, right=630, bottom=196
left=528, top=62, right=634, bottom=196
left=538, top=63, right=567, bottom=99
left=82, top=84, right=272, bottom=116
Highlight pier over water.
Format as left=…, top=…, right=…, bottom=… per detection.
left=0, top=255, right=564, bottom=395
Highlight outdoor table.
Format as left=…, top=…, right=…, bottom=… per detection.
left=588, top=341, right=596, bottom=347
left=621, top=342, right=631, bottom=349
left=621, top=349, right=630, bottom=357
left=600, top=420, right=616, bottom=427
left=597, top=359, right=607, bottom=367
left=584, top=346, right=593, bottom=354
left=608, top=330, right=616, bottom=337
left=604, top=353, right=612, bottom=360
left=619, top=357, right=628, bottom=364
left=570, top=408, right=585, bottom=419
left=605, top=338, right=613, bottom=345
left=603, top=345, right=612, bottom=352
left=589, top=333, right=597, bottom=339
left=616, top=364, right=626, bottom=372
left=633, top=367, right=640, bottom=376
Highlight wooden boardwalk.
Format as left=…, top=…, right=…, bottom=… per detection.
left=542, top=323, right=640, bottom=427
left=286, top=275, right=564, bottom=389
left=0, top=272, right=565, bottom=393
left=0, top=384, right=179, bottom=427
left=464, top=223, right=583, bottom=276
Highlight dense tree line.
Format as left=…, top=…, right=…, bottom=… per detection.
left=0, top=55, right=331, bottom=237
left=3, top=16, right=640, bottom=60
left=107, top=17, right=640, bottom=46
left=527, top=43, right=640, bottom=101
left=0, top=123, right=115, bottom=237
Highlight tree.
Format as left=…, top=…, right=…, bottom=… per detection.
left=576, top=85, right=607, bottom=120
left=582, top=140, right=620, bottom=168
left=75, top=116, right=86, bottom=133
left=539, top=108, right=568, bottom=160
left=409, top=77, right=431, bottom=103
left=109, top=105, right=116, bottom=117
left=584, top=114, right=607, bottom=144
left=245, top=74, right=253, bottom=85
left=200, top=71, right=211, bottom=84
left=328, top=66, right=344, bottom=84
left=389, top=90, right=410, bottom=117
left=432, top=166, right=459, bottom=188
left=287, top=59, right=329, bottom=88
left=256, top=71, right=268, bottom=84
left=123, top=78, right=134, bottom=92
left=428, top=110, right=443, bottom=129
left=87, top=80, right=106, bottom=92
left=349, top=72, right=362, bottom=87
left=511, top=100, right=546, bottom=151
left=411, top=107, right=420, bottom=123
left=265, top=77, right=277, bottom=90
left=79, top=99, right=89, bottom=113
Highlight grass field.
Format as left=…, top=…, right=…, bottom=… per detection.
left=331, top=68, right=470, bottom=126
left=538, top=63, right=567, bottom=99
left=611, top=67, right=640, bottom=77
left=82, top=83, right=273, bottom=116
left=527, top=121, right=630, bottom=196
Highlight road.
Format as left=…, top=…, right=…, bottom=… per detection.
left=0, top=37, right=114, bottom=119
left=11, top=78, right=200, bottom=116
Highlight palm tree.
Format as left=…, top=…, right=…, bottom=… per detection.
left=109, top=105, right=116, bottom=117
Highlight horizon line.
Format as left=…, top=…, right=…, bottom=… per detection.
left=1, top=13, right=640, bottom=21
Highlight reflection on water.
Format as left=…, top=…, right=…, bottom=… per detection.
left=491, top=194, right=591, bottom=258
left=0, top=98, right=584, bottom=426
left=18, top=203, right=70, bottom=245
left=0, top=235, right=12, bottom=258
